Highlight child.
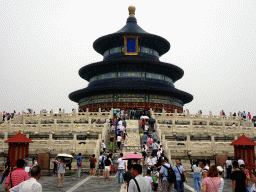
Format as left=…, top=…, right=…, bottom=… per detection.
left=151, top=165, right=160, bottom=192
left=102, top=140, right=106, bottom=152
left=251, top=172, right=256, bottom=191
left=144, top=169, right=153, bottom=192
left=223, top=163, right=227, bottom=178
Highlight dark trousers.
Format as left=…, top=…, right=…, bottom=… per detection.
left=117, top=141, right=121, bottom=149
left=175, top=181, right=184, bottom=192
left=0, top=174, right=7, bottom=184
left=227, top=168, right=232, bottom=179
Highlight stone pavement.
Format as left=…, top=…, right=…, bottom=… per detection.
left=0, top=172, right=254, bottom=192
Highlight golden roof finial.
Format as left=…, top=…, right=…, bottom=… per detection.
left=128, top=5, right=136, bottom=17
left=18, top=130, right=21, bottom=133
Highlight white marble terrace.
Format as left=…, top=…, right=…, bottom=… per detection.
left=0, top=108, right=254, bottom=170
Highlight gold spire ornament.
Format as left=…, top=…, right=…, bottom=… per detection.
left=128, top=5, right=136, bottom=17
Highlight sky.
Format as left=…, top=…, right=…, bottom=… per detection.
left=0, top=0, right=255, bottom=116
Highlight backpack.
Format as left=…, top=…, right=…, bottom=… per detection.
left=163, top=165, right=176, bottom=184
left=77, top=157, right=81, bottom=166
left=149, top=138, right=153, bottom=145
left=101, top=156, right=105, bottom=165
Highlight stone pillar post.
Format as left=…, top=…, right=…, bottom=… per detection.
left=3, top=132, right=8, bottom=150
left=73, top=134, right=77, bottom=151
left=187, top=135, right=191, bottom=152
left=4, top=132, right=8, bottom=141
left=211, top=135, right=216, bottom=155
left=53, top=119, right=57, bottom=132
left=209, top=111, right=212, bottom=119
left=49, top=134, right=53, bottom=150
left=22, top=110, right=25, bottom=124
left=50, top=109, right=53, bottom=118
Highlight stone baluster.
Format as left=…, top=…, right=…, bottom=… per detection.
left=86, top=108, right=89, bottom=116
left=174, top=109, right=178, bottom=117
left=186, top=135, right=191, bottom=152
left=71, top=117, right=74, bottom=132
left=211, top=135, right=216, bottom=155
left=62, top=109, right=65, bottom=118
left=72, top=133, right=77, bottom=151
left=22, top=110, right=25, bottom=125
left=39, top=110, right=43, bottom=118
left=3, top=132, right=8, bottom=150
left=50, top=109, right=54, bottom=118
left=73, top=108, right=77, bottom=118
left=98, top=108, right=101, bottom=116
left=190, top=120, right=193, bottom=134
left=48, top=134, right=53, bottom=150
left=53, top=119, right=57, bottom=132
left=209, top=111, right=212, bottom=121
left=197, top=110, right=202, bottom=118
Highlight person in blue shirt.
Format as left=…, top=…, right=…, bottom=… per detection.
left=159, top=157, right=173, bottom=191
left=76, top=153, right=82, bottom=178
left=115, top=129, right=121, bottom=140
left=172, top=159, right=187, bottom=192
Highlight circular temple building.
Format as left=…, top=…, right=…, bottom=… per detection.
left=69, top=6, right=193, bottom=112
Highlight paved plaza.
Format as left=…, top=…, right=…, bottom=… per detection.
left=1, top=172, right=254, bottom=192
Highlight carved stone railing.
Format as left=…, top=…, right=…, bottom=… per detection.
left=0, top=108, right=112, bottom=131
left=153, top=109, right=252, bottom=127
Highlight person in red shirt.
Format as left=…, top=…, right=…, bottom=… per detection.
left=5, top=159, right=30, bottom=192
left=248, top=112, right=252, bottom=121
left=141, top=119, right=146, bottom=131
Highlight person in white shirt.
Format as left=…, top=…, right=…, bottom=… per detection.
left=157, top=149, right=162, bottom=159
left=151, top=156, right=157, bottom=166
left=217, top=166, right=224, bottom=192
left=117, top=153, right=126, bottom=183
left=128, top=164, right=151, bottom=192
left=192, top=161, right=202, bottom=192
left=251, top=172, right=256, bottom=192
left=238, top=156, right=245, bottom=167
left=10, top=166, right=42, bottom=192
left=146, top=156, right=154, bottom=169
left=144, top=169, right=153, bottom=192
left=117, top=135, right=122, bottom=150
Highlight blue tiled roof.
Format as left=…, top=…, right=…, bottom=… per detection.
left=69, top=78, right=193, bottom=104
